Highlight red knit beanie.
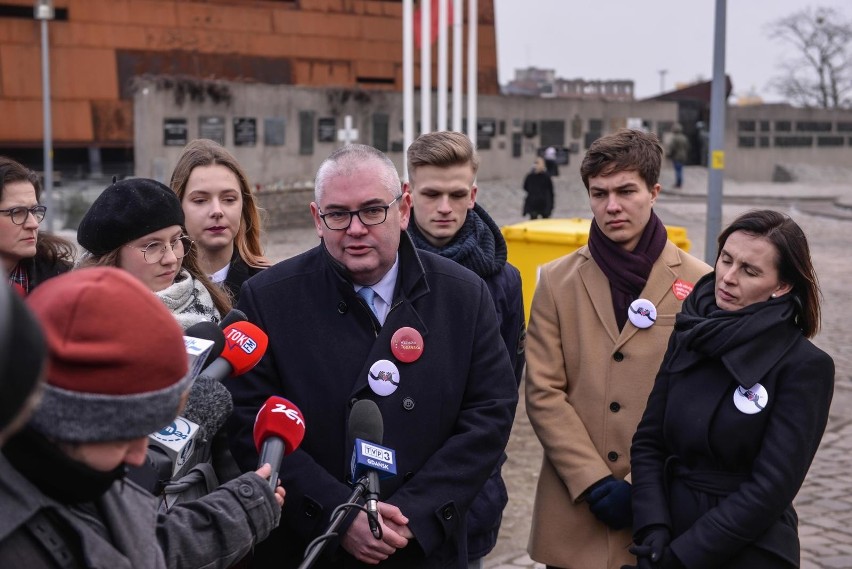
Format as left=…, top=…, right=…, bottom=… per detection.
left=25, top=267, right=191, bottom=442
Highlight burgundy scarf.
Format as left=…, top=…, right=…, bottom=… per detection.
left=588, top=211, right=668, bottom=331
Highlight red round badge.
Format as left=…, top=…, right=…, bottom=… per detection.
left=390, top=326, right=424, bottom=363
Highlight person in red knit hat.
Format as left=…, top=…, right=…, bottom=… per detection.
left=0, top=267, right=285, bottom=568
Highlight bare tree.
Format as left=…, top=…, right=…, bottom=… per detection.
left=767, top=6, right=852, bottom=109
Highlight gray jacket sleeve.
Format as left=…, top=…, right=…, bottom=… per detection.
left=156, top=471, right=281, bottom=569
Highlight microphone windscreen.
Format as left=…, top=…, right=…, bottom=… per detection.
left=221, top=321, right=269, bottom=376
left=253, top=396, right=306, bottom=455
left=219, top=308, right=248, bottom=330
left=349, top=399, right=383, bottom=445
left=185, top=321, right=225, bottom=368
left=183, top=375, right=234, bottom=438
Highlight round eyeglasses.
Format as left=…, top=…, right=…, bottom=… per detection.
left=318, top=195, right=401, bottom=230
left=0, top=205, right=47, bottom=225
left=125, top=235, right=194, bottom=264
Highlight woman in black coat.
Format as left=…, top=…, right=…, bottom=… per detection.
left=627, top=210, right=834, bottom=569
left=522, top=157, right=554, bottom=219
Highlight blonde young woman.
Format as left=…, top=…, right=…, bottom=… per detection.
left=170, top=139, right=270, bottom=302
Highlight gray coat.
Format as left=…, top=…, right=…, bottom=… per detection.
left=0, top=454, right=281, bottom=568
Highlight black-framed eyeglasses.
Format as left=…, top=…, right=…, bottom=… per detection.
left=0, top=205, right=47, bottom=225
left=125, top=235, right=194, bottom=264
left=318, top=195, right=402, bottom=230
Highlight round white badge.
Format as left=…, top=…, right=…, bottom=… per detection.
left=628, top=298, right=657, bottom=329
left=368, top=359, right=401, bottom=396
left=733, top=383, right=769, bottom=414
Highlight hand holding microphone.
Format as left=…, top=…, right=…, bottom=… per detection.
left=340, top=400, right=411, bottom=563
left=253, top=396, right=306, bottom=491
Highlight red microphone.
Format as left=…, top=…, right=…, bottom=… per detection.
left=197, top=321, right=269, bottom=382
left=253, top=396, right=306, bottom=490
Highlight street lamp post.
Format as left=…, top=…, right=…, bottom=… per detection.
left=35, top=0, right=55, bottom=232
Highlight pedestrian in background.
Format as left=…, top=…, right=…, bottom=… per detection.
left=543, top=146, right=559, bottom=177
left=525, top=129, right=710, bottom=569
left=627, top=210, right=834, bottom=569
left=522, top=157, right=554, bottom=219
left=667, top=123, right=689, bottom=189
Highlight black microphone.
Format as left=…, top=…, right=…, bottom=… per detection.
left=183, top=321, right=232, bottom=438
left=185, top=321, right=225, bottom=368
left=218, top=308, right=247, bottom=330
left=349, top=399, right=390, bottom=539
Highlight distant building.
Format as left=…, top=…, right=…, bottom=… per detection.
left=0, top=0, right=502, bottom=175
left=504, top=67, right=634, bottom=102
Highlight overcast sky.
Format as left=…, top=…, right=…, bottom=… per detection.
left=494, top=0, right=851, bottom=102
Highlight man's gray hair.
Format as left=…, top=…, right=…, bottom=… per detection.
left=315, top=144, right=401, bottom=203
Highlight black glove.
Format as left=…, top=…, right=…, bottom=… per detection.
left=627, top=526, right=684, bottom=569
left=585, top=475, right=632, bottom=530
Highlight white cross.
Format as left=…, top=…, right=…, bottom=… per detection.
left=337, top=115, right=359, bottom=145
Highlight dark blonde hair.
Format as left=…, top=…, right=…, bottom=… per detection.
left=717, top=209, right=821, bottom=338
left=406, top=131, right=479, bottom=183
left=170, top=139, right=270, bottom=269
left=580, top=128, right=663, bottom=191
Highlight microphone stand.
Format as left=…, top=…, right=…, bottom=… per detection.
left=297, top=476, right=370, bottom=569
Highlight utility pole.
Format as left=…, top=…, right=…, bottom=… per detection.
left=705, top=0, right=727, bottom=263
left=35, top=0, right=55, bottom=232
left=658, top=69, right=668, bottom=93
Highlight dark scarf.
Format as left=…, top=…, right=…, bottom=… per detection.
left=408, top=203, right=506, bottom=278
left=665, top=272, right=801, bottom=388
left=3, top=426, right=127, bottom=504
left=588, top=211, right=668, bottom=330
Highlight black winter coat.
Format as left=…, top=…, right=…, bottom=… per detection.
left=226, top=232, right=519, bottom=568
left=223, top=250, right=265, bottom=303
left=522, top=171, right=553, bottom=218
left=630, top=274, right=834, bottom=569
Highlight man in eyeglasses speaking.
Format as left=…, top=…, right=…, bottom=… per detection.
left=225, top=144, right=518, bottom=568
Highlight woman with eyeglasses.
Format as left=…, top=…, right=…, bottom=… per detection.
left=170, top=139, right=270, bottom=303
left=76, top=177, right=231, bottom=328
left=0, top=156, right=74, bottom=294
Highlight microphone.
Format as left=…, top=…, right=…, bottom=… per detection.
left=185, top=320, right=226, bottom=368
left=182, top=322, right=232, bottom=438
left=197, top=321, right=269, bottom=383
left=219, top=308, right=248, bottom=330
left=348, top=399, right=397, bottom=539
left=253, top=396, right=306, bottom=490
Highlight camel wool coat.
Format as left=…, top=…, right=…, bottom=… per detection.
left=525, top=240, right=710, bottom=569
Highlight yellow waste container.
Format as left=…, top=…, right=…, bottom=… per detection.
left=501, top=218, right=692, bottom=323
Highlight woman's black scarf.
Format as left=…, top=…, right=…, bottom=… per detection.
left=408, top=203, right=506, bottom=278
left=588, top=211, right=668, bottom=331
left=665, top=272, right=801, bottom=388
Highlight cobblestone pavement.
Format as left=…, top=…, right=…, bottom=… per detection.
left=220, top=166, right=852, bottom=569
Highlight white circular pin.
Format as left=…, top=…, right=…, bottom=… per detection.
left=733, top=383, right=769, bottom=414
left=368, top=359, right=401, bottom=396
left=628, top=298, right=657, bottom=329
